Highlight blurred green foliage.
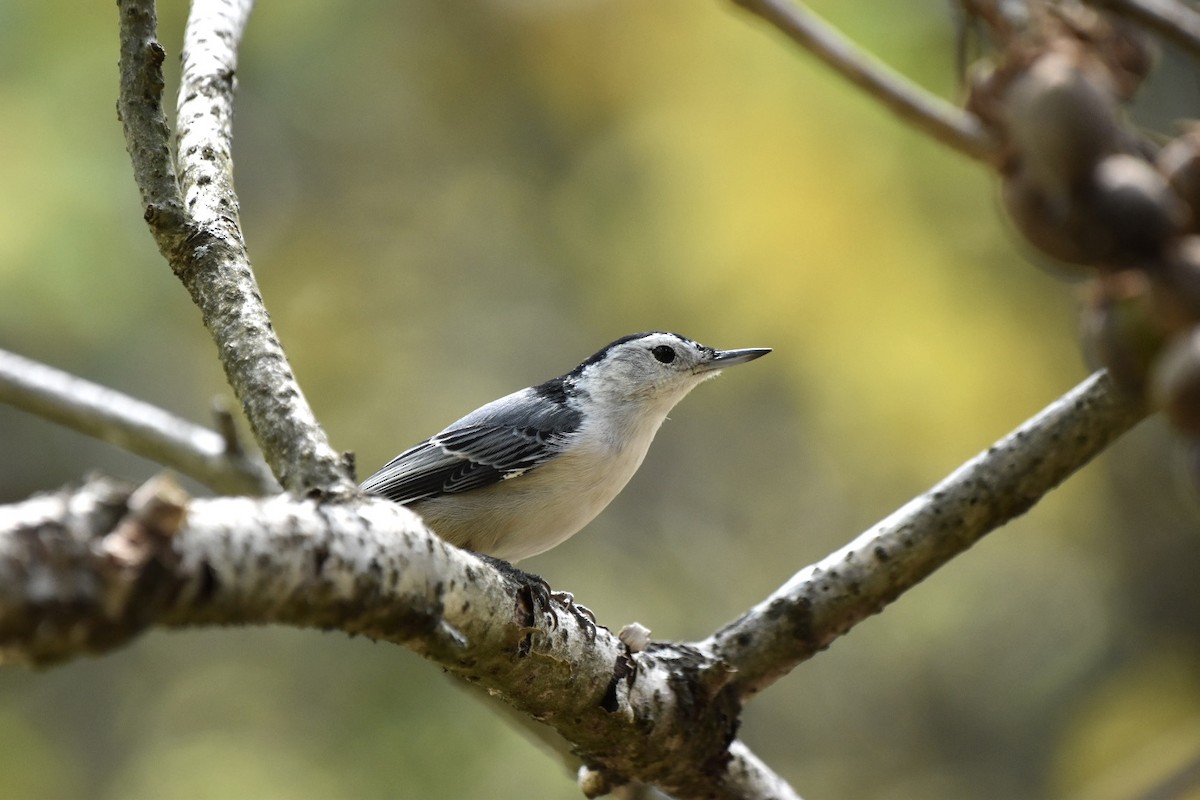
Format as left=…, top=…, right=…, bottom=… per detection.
left=1, top=1, right=1198, bottom=797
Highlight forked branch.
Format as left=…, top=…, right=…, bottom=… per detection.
left=0, top=349, right=276, bottom=495
left=116, top=0, right=353, bottom=496
left=0, top=370, right=1141, bottom=798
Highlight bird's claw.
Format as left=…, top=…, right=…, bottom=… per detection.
left=477, top=555, right=601, bottom=641
left=527, top=582, right=599, bottom=641
left=551, top=590, right=598, bottom=641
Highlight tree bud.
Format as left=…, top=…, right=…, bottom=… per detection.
left=1152, top=328, right=1200, bottom=436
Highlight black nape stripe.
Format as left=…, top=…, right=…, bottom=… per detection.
left=566, top=332, right=692, bottom=377
left=532, top=375, right=572, bottom=404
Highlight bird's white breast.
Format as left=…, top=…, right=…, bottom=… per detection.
left=409, top=408, right=666, bottom=562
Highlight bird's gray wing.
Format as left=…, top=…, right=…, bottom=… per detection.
left=360, top=390, right=581, bottom=504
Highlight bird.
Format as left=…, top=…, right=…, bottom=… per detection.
left=361, top=331, right=770, bottom=563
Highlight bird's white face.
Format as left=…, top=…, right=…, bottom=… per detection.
left=577, top=332, right=723, bottom=406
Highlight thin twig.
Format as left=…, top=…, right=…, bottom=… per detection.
left=1086, top=0, right=1200, bottom=59
left=731, top=0, right=996, bottom=162
left=115, top=0, right=185, bottom=227
left=116, top=0, right=354, bottom=496
left=701, top=370, right=1145, bottom=698
left=0, top=349, right=277, bottom=496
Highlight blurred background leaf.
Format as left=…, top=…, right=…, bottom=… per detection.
left=1, top=1, right=1198, bottom=797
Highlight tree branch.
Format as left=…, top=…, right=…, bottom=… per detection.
left=0, top=349, right=277, bottom=496
left=116, top=0, right=353, bottom=496
left=730, top=0, right=996, bottom=162
left=0, top=477, right=795, bottom=800
left=0, top=371, right=1144, bottom=796
left=1086, top=0, right=1200, bottom=59
left=701, top=370, right=1145, bottom=699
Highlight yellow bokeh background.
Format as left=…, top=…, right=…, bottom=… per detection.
left=1, top=1, right=1198, bottom=797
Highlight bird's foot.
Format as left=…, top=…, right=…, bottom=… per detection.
left=476, top=555, right=600, bottom=641
left=549, top=589, right=598, bottom=641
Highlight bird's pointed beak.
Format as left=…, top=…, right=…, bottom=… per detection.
left=697, top=347, right=772, bottom=373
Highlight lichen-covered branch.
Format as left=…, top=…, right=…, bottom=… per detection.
left=701, top=370, right=1145, bottom=699
left=116, top=0, right=353, bottom=496
left=116, top=0, right=183, bottom=227
left=0, top=370, right=1142, bottom=796
left=0, top=348, right=277, bottom=496
left=0, top=476, right=795, bottom=800
left=731, top=0, right=995, bottom=162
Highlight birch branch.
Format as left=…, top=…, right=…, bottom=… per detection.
left=116, top=0, right=353, bottom=496
left=730, top=0, right=996, bottom=162
left=0, top=477, right=794, bottom=800
left=0, top=349, right=277, bottom=496
left=0, top=371, right=1143, bottom=795
left=701, top=370, right=1145, bottom=699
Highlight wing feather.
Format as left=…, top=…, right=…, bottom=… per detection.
left=360, top=388, right=581, bottom=505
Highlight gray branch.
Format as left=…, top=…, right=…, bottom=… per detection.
left=0, top=349, right=277, bottom=496
left=1086, top=0, right=1200, bottom=58
left=0, top=371, right=1142, bottom=797
left=116, top=0, right=353, bottom=496
left=71, top=2, right=1148, bottom=795
left=701, top=370, right=1145, bottom=699
left=0, top=476, right=796, bottom=800
left=731, top=0, right=996, bottom=162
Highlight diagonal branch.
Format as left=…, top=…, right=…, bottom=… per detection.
left=0, top=371, right=1143, bottom=796
left=701, top=370, right=1145, bottom=698
left=730, top=0, right=996, bottom=162
left=0, top=349, right=277, bottom=496
left=1086, top=0, right=1200, bottom=59
left=116, top=0, right=353, bottom=496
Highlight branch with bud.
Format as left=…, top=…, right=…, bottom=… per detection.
left=966, top=2, right=1200, bottom=439
left=739, top=0, right=1200, bottom=447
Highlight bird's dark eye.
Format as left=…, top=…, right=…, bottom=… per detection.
left=651, top=345, right=677, bottom=364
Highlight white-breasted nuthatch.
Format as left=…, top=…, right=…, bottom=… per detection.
left=361, top=331, right=770, bottom=562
